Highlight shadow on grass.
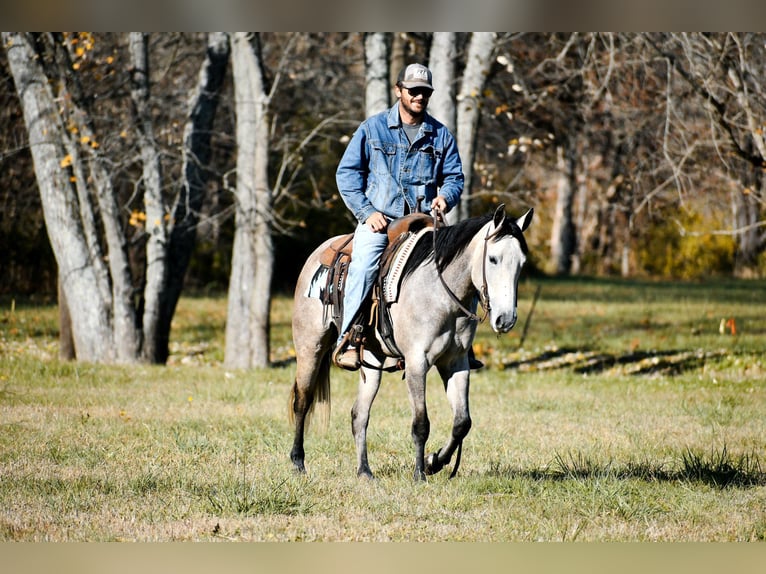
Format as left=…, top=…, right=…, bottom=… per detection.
left=502, top=347, right=725, bottom=376
left=486, top=446, right=766, bottom=489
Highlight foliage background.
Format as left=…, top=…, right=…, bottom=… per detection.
left=2, top=32, right=764, bottom=299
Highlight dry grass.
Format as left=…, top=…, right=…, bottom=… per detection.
left=1, top=278, right=765, bottom=541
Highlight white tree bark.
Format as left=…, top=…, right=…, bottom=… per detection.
left=455, top=32, right=496, bottom=223
left=550, top=145, right=577, bottom=275
left=225, top=32, right=273, bottom=368
left=428, top=32, right=457, bottom=134
left=364, top=33, right=390, bottom=116
left=129, top=33, right=169, bottom=362
left=5, top=32, right=228, bottom=364
left=3, top=32, right=116, bottom=362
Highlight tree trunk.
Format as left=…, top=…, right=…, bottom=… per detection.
left=129, top=33, right=169, bottom=363
left=550, top=144, right=577, bottom=275
left=364, top=33, right=390, bottom=116
left=428, top=32, right=457, bottom=134
left=455, top=32, right=496, bottom=223
left=52, top=34, right=139, bottom=361
left=5, top=32, right=226, bottom=364
left=4, top=32, right=117, bottom=362
left=733, top=170, right=763, bottom=278
left=155, top=32, right=230, bottom=363
left=389, top=33, right=406, bottom=97
left=58, top=273, right=75, bottom=361
left=225, top=33, right=273, bottom=369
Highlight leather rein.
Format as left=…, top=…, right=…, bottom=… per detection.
left=432, top=209, right=502, bottom=323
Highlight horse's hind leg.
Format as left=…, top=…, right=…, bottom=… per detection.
left=425, top=364, right=472, bottom=477
left=289, top=353, right=327, bottom=473
left=289, top=319, right=334, bottom=474
left=351, top=366, right=382, bottom=479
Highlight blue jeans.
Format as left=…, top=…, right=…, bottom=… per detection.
left=339, top=221, right=390, bottom=342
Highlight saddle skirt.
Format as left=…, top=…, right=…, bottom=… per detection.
left=304, top=213, right=440, bottom=349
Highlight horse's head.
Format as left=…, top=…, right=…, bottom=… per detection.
left=473, top=204, right=534, bottom=334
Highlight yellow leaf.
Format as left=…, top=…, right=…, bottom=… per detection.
left=60, top=155, right=72, bottom=168
left=80, top=135, right=91, bottom=145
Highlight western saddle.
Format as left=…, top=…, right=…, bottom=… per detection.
left=318, top=213, right=443, bottom=361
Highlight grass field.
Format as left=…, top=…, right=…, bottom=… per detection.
left=1, top=277, right=765, bottom=541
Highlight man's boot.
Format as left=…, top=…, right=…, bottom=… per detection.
left=332, top=325, right=363, bottom=370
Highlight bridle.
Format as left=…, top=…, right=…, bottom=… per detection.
left=432, top=209, right=504, bottom=323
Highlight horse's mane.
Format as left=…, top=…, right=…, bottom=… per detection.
left=401, top=210, right=529, bottom=281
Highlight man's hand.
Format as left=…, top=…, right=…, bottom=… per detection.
left=365, top=212, right=389, bottom=233
left=432, top=196, right=448, bottom=214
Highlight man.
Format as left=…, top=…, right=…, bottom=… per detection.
left=333, top=63, right=465, bottom=370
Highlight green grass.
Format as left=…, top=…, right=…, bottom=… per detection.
left=1, top=278, right=765, bottom=541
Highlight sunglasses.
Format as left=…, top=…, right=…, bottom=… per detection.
left=404, top=86, right=433, bottom=98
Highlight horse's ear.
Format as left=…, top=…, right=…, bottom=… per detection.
left=492, top=204, right=506, bottom=229
left=516, top=208, right=534, bottom=233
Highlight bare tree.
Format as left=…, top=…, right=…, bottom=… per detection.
left=454, top=32, right=496, bottom=222
left=550, top=143, right=577, bottom=275
left=647, top=32, right=766, bottom=277
left=225, top=32, right=274, bottom=368
left=5, top=32, right=130, bottom=362
left=157, top=32, right=230, bottom=362
left=364, top=33, right=390, bottom=116
left=428, top=32, right=457, bottom=134
left=3, top=32, right=228, bottom=363
left=129, top=33, right=168, bottom=362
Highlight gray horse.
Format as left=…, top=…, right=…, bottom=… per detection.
left=289, top=204, right=533, bottom=480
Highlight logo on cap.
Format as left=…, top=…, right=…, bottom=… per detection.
left=399, top=64, right=434, bottom=90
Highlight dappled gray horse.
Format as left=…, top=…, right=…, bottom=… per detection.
left=289, top=205, right=533, bottom=480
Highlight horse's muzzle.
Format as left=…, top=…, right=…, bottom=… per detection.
left=493, top=312, right=517, bottom=333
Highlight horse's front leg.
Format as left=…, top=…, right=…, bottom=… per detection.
left=405, top=365, right=430, bottom=481
left=425, top=361, right=472, bottom=477
left=351, top=364, right=382, bottom=479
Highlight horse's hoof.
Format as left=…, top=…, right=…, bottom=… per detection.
left=413, top=469, right=427, bottom=482
left=424, top=451, right=444, bottom=475
left=357, top=470, right=375, bottom=480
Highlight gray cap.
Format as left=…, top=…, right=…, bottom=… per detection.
left=397, top=63, right=434, bottom=90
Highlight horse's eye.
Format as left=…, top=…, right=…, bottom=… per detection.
left=489, top=256, right=499, bottom=265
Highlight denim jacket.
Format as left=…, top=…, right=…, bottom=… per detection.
left=336, top=103, right=464, bottom=223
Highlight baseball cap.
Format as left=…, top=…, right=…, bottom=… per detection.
left=397, top=63, right=434, bottom=90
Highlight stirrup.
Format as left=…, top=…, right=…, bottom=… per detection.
left=333, top=329, right=361, bottom=370
left=333, top=344, right=360, bottom=371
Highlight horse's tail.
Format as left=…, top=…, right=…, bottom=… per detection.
left=287, top=348, right=332, bottom=432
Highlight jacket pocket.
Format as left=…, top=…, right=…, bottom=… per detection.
left=370, top=141, right=397, bottom=176
left=416, top=145, right=442, bottom=184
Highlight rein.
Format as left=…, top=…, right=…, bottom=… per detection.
left=432, top=209, right=499, bottom=323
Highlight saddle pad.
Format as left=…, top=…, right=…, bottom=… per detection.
left=382, top=226, right=434, bottom=303
left=304, top=264, right=330, bottom=299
